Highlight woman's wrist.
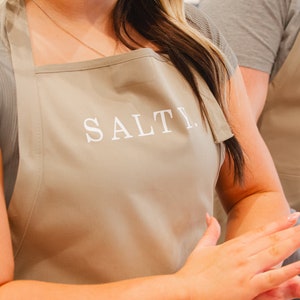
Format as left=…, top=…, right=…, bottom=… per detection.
left=0, top=274, right=189, bottom=300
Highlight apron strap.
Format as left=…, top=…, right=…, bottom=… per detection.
left=199, top=77, right=233, bottom=143
left=6, top=0, right=43, bottom=258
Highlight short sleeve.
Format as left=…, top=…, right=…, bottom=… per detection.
left=198, top=0, right=291, bottom=75
left=0, top=39, right=19, bottom=206
left=185, top=3, right=238, bottom=77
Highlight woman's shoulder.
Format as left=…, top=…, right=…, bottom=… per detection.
left=185, top=4, right=227, bottom=48
left=185, top=3, right=238, bottom=75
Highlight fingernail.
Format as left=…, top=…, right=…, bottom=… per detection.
left=288, top=212, right=300, bottom=222
left=206, top=213, right=212, bottom=226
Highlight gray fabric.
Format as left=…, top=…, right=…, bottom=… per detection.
left=185, top=3, right=238, bottom=75
left=0, top=3, right=236, bottom=205
left=0, top=36, right=18, bottom=207
left=199, top=0, right=300, bottom=80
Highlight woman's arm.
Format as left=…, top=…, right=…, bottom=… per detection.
left=0, top=151, right=14, bottom=285
left=0, top=151, right=300, bottom=299
left=216, top=66, right=290, bottom=240
left=239, top=66, right=270, bottom=120
left=1, top=215, right=300, bottom=299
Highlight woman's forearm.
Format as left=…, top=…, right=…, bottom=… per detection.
left=225, top=191, right=290, bottom=241
left=2, top=215, right=300, bottom=300
left=0, top=275, right=186, bottom=300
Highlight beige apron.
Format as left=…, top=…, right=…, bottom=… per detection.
left=6, top=0, right=232, bottom=284
left=258, top=33, right=300, bottom=211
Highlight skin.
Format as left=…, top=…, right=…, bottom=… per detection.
left=1, top=0, right=300, bottom=298
left=27, top=0, right=121, bottom=65
left=239, top=67, right=270, bottom=121
left=0, top=152, right=14, bottom=285
left=216, top=68, right=288, bottom=240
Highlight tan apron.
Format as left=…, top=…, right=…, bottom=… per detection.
left=258, top=33, right=300, bottom=211
left=6, top=0, right=233, bottom=284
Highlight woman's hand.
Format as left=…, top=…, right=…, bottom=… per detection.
left=175, top=213, right=300, bottom=300
left=1, top=214, right=299, bottom=300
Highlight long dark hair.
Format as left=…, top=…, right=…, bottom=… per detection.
left=112, top=0, right=244, bottom=183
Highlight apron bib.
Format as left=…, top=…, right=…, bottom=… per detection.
left=258, top=33, right=300, bottom=211
left=7, top=0, right=232, bottom=283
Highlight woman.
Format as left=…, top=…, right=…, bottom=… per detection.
left=0, top=0, right=300, bottom=298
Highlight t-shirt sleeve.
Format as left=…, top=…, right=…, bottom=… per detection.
left=185, top=3, right=238, bottom=76
left=0, top=39, right=19, bottom=206
left=198, top=0, right=288, bottom=74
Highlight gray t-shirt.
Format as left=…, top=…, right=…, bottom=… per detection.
left=199, top=0, right=300, bottom=80
left=0, top=3, right=236, bottom=205
left=185, top=4, right=237, bottom=74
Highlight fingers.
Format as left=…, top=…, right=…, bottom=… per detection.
left=253, top=276, right=300, bottom=300
left=196, top=212, right=300, bottom=253
left=224, top=213, right=300, bottom=278
left=250, top=224, right=300, bottom=272
left=179, top=213, right=300, bottom=299
left=183, top=213, right=300, bottom=299
left=194, top=214, right=220, bottom=249
left=229, top=212, right=300, bottom=253
left=252, top=263, right=300, bottom=295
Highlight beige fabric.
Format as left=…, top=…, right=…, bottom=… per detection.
left=259, top=33, right=300, bottom=211
left=7, top=0, right=232, bottom=284
left=0, top=2, right=237, bottom=207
